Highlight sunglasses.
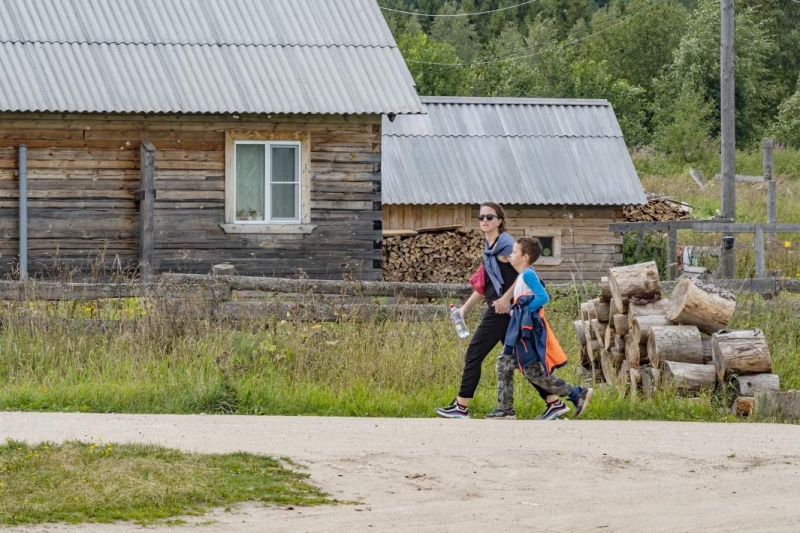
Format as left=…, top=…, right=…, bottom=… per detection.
left=477, top=214, right=499, bottom=221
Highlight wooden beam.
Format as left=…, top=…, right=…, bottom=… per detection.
left=667, top=225, right=678, bottom=281
left=713, top=173, right=764, bottom=182
left=608, top=219, right=733, bottom=233
left=139, top=139, right=156, bottom=281
left=692, top=223, right=800, bottom=233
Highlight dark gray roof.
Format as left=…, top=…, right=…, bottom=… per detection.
left=0, top=0, right=423, bottom=115
left=382, top=97, right=646, bottom=206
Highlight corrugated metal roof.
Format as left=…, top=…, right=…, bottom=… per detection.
left=0, top=0, right=423, bottom=115
left=382, top=97, right=646, bottom=206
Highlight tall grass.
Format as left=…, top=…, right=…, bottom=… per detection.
left=632, top=148, right=800, bottom=278
left=1, top=285, right=796, bottom=422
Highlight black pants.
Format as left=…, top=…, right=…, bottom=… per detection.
left=458, top=307, right=548, bottom=401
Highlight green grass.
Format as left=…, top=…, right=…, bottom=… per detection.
left=632, top=148, right=800, bottom=278
left=0, top=440, right=332, bottom=526
left=1, top=289, right=797, bottom=422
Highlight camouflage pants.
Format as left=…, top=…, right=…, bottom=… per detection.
left=496, top=355, right=552, bottom=411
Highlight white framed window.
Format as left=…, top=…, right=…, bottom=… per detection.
left=222, top=131, right=313, bottom=234
left=234, top=140, right=300, bottom=223
left=524, top=227, right=563, bottom=266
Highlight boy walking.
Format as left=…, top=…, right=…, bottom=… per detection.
left=487, top=238, right=592, bottom=420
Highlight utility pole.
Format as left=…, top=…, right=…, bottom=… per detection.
left=719, top=0, right=736, bottom=278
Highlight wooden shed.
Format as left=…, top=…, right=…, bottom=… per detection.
left=0, top=0, right=423, bottom=281
left=381, top=97, right=647, bottom=282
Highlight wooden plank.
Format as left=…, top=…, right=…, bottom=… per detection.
left=693, top=223, right=800, bottom=233
left=713, top=173, right=764, bottom=182
left=139, top=140, right=156, bottom=281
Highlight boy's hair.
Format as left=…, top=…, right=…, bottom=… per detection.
left=516, top=237, right=542, bottom=265
left=479, top=202, right=507, bottom=233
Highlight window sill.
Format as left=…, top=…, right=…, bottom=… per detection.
left=535, top=257, right=563, bottom=266
left=219, top=223, right=316, bottom=235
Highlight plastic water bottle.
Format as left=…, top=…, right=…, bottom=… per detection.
left=450, top=304, right=469, bottom=338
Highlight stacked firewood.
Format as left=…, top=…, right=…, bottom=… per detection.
left=623, top=193, right=692, bottom=222
left=575, top=262, right=780, bottom=416
left=382, top=230, right=483, bottom=283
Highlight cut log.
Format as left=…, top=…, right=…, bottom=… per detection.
left=755, top=391, right=800, bottom=421
left=607, top=261, right=662, bottom=312
left=614, top=335, right=625, bottom=353
left=629, top=368, right=641, bottom=398
left=702, top=338, right=712, bottom=364
left=647, top=325, right=704, bottom=367
left=590, top=319, right=607, bottom=345
left=732, top=396, right=755, bottom=417
left=608, top=297, right=619, bottom=318
left=631, top=315, right=675, bottom=344
left=599, top=276, right=612, bottom=302
left=624, top=333, right=644, bottom=369
left=666, top=277, right=736, bottom=334
left=641, top=366, right=661, bottom=398
left=628, top=299, right=670, bottom=332
left=604, top=321, right=615, bottom=350
left=573, top=320, right=587, bottom=347
left=600, top=347, right=626, bottom=388
left=613, top=313, right=629, bottom=336
left=732, top=373, right=780, bottom=396
left=712, top=329, right=772, bottom=382
left=590, top=298, right=610, bottom=322
left=660, top=361, right=716, bottom=393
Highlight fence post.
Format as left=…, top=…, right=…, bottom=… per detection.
left=764, top=138, right=776, bottom=237
left=667, top=223, right=678, bottom=281
left=139, top=140, right=156, bottom=282
left=754, top=224, right=766, bottom=279
left=18, top=144, right=28, bottom=281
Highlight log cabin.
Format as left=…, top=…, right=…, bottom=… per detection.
left=0, top=0, right=423, bottom=281
left=381, top=97, right=647, bottom=282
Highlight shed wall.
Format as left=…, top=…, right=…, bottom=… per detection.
left=0, top=113, right=382, bottom=280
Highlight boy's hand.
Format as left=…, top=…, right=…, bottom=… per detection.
left=493, top=298, right=510, bottom=314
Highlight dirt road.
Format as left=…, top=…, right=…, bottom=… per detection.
left=1, top=412, right=799, bottom=532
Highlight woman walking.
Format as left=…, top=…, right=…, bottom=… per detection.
left=435, top=202, right=540, bottom=419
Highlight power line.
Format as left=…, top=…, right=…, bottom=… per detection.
left=404, top=0, right=665, bottom=67
left=380, top=0, right=537, bottom=17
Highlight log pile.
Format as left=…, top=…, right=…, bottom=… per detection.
left=573, top=263, right=782, bottom=415
left=382, top=230, right=483, bottom=283
left=623, top=193, right=692, bottom=222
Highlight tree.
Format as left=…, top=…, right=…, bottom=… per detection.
left=652, top=0, right=774, bottom=145
left=396, top=32, right=469, bottom=95
left=431, top=2, right=481, bottom=62
left=653, top=81, right=716, bottom=162
left=582, top=0, right=689, bottom=93
left=770, top=76, right=800, bottom=148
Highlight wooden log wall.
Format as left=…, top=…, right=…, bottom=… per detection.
left=382, top=204, right=623, bottom=282
left=0, top=113, right=383, bottom=280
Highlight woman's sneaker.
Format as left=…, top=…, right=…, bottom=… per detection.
left=536, top=400, right=570, bottom=420
left=435, top=400, right=470, bottom=419
left=484, top=408, right=516, bottom=420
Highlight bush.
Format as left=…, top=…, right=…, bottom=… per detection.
left=622, top=231, right=667, bottom=279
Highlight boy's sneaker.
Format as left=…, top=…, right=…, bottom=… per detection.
left=572, top=388, right=594, bottom=418
left=484, top=408, right=516, bottom=420
left=435, top=400, right=470, bottom=419
left=536, top=400, right=570, bottom=420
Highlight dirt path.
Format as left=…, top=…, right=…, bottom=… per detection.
left=1, top=412, right=799, bottom=532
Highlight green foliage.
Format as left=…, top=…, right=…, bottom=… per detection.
left=652, top=0, right=775, bottom=145
left=770, top=76, right=800, bottom=149
left=653, top=81, right=717, bottom=163
left=396, top=31, right=468, bottom=95
left=0, top=440, right=331, bottom=526
left=380, top=0, right=800, bottom=153
left=622, top=231, right=667, bottom=278
left=582, top=0, right=689, bottom=93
